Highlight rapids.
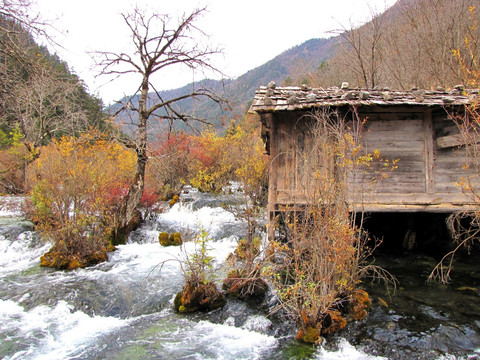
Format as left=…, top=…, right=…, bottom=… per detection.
left=0, top=191, right=479, bottom=359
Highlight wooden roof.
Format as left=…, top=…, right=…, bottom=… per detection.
left=250, top=82, right=478, bottom=113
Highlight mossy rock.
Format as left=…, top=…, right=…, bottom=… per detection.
left=159, top=232, right=182, bottom=246
left=222, top=271, right=268, bottom=300
left=170, top=232, right=182, bottom=245
left=169, top=194, right=180, bottom=207
left=294, top=290, right=371, bottom=344
left=159, top=232, right=170, bottom=246
left=40, top=248, right=108, bottom=270
left=346, top=289, right=371, bottom=322
left=296, top=325, right=323, bottom=345
left=321, top=310, right=347, bottom=336
left=233, top=237, right=261, bottom=260
left=174, top=279, right=226, bottom=313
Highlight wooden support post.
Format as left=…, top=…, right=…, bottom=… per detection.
left=424, top=110, right=435, bottom=194
left=265, top=113, right=277, bottom=242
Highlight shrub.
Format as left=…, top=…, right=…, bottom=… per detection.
left=27, top=131, right=136, bottom=269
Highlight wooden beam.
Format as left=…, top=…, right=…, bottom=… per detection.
left=266, top=112, right=277, bottom=242
left=424, top=110, right=435, bottom=194
left=436, top=134, right=465, bottom=149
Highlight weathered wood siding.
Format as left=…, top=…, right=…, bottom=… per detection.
left=362, top=110, right=426, bottom=194
left=265, top=106, right=475, bottom=213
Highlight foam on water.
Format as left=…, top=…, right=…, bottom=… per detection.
left=0, top=194, right=401, bottom=359
left=0, top=231, right=50, bottom=275
left=160, top=320, right=277, bottom=360
left=80, top=236, right=238, bottom=284
left=315, top=338, right=387, bottom=360
left=158, top=201, right=242, bottom=240
left=0, top=196, right=24, bottom=217
left=1, top=299, right=127, bottom=360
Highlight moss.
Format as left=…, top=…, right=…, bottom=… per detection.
left=168, top=194, right=179, bottom=207
left=159, top=232, right=182, bottom=246
left=174, top=291, right=182, bottom=310
left=170, top=232, right=182, bottom=245
left=40, top=248, right=109, bottom=270
left=296, top=326, right=322, bottom=345
left=233, top=237, right=261, bottom=260
left=67, top=257, right=82, bottom=270
left=222, top=270, right=268, bottom=300
left=158, top=232, right=170, bottom=246
left=174, top=279, right=226, bottom=313
left=105, top=244, right=117, bottom=252
left=321, top=310, right=347, bottom=335
left=347, top=289, right=371, bottom=322
left=292, top=290, right=372, bottom=345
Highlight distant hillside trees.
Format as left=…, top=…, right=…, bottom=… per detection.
left=0, top=1, right=108, bottom=193
left=302, top=0, right=480, bottom=90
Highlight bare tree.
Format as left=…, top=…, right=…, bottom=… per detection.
left=94, top=7, right=226, bottom=237
left=336, top=9, right=387, bottom=88
left=5, top=66, right=90, bottom=155
left=0, top=0, right=51, bottom=71
left=313, top=0, right=479, bottom=89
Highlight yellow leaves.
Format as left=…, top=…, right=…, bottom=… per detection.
left=28, top=131, right=136, bottom=222
left=189, top=117, right=267, bottom=194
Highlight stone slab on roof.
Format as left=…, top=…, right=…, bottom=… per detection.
left=250, top=82, right=479, bottom=113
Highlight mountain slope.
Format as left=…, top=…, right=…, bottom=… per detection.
left=111, top=37, right=337, bottom=133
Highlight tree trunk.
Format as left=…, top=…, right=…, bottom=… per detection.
left=115, top=77, right=149, bottom=243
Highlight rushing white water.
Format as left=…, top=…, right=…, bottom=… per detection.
left=0, top=194, right=408, bottom=359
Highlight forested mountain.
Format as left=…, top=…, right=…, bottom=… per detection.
left=0, top=14, right=108, bottom=147
left=0, top=11, right=108, bottom=193
left=111, top=37, right=336, bottom=133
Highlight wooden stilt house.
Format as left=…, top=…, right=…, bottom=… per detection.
left=250, top=82, right=479, bottom=240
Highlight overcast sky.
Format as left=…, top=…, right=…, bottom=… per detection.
left=33, top=0, right=397, bottom=105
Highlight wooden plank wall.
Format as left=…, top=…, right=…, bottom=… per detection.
left=267, top=106, right=476, bottom=211
left=361, top=111, right=426, bottom=194
left=432, top=112, right=467, bottom=193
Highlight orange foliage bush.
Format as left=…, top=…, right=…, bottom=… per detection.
left=28, top=130, right=136, bottom=268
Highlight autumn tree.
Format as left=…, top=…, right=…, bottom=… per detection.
left=95, top=7, right=225, bottom=240
left=221, top=115, right=269, bottom=300
left=28, top=131, right=136, bottom=269
left=146, top=131, right=193, bottom=198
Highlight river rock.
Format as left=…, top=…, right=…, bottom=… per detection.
left=174, top=278, right=226, bottom=313
left=40, top=248, right=108, bottom=270
left=158, top=231, right=182, bottom=246
left=222, top=271, right=268, bottom=301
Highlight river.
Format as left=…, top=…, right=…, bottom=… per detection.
left=0, top=191, right=479, bottom=359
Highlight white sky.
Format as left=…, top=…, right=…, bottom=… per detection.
left=33, top=0, right=397, bottom=105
